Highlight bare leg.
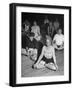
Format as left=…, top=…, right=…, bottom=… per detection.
left=34, top=61, right=45, bottom=69
left=30, top=49, right=37, bottom=61
left=45, top=63, right=57, bottom=71
left=30, top=54, right=37, bottom=61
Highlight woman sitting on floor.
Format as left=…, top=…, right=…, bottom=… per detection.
left=53, top=28, right=64, bottom=50
left=31, top=21, right=41, bottom=41
left=22, top=32, right=38, bottom=60
left=33, top=36, right=58, bottom=71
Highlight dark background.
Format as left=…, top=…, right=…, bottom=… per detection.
left=22, top=12, right=64, bottom=32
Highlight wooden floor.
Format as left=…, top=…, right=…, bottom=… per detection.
left=21, top=50, right=64, bottom=77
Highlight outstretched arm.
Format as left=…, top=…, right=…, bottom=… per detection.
left=35, top=46, right=45, bottom=65
left=52, top=47, right=56, bottom=64
left=37, top=26, right=40, bottom=35
left=52, top=47, right=58, bottom=69
left=53, top=35, right=57, bottom=48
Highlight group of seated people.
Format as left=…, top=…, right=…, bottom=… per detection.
left=22, top=17, right=64, bottom=71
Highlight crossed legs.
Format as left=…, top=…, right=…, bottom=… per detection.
left=33, top=60, right=57, bottom=71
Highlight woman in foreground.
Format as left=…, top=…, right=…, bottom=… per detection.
left=33, top=36, right=58, bottom=71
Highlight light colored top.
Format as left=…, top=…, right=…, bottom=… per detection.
left=31, top=25, right=40, bottom=38
left=53, top=34, right=64, bottom=45
left=43, top=46, right=54, bottom=59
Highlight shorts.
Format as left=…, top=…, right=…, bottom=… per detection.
left=42, top=56, right=54, bottom=64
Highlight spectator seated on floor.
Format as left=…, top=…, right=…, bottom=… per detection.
left=53, top=29, right=64, bottom=50
left=31, top=21, right=41, bottom=41
left=22, top=20, right=31, bottom=49
left=33, top=36, right=58, bottom=71
left=22, top=32, right=38, bottom=61
left=22, top=20, right=31, bottom=36
left=27, top=48, right=37, bottom=61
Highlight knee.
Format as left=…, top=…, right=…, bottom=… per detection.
left=52, top=66, right=57, bottom=71
left=45, top=63, right=57, bottom=71
left=32, top=63, right=45, bottom=69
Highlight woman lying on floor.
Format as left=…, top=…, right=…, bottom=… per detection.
left=33, top=36, right=58, bottom=71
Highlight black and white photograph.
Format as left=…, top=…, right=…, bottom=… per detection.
left=21, top=13, right=64, bottom=77
left=10, top=3, right=71, bottom=86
